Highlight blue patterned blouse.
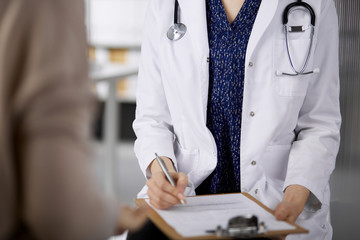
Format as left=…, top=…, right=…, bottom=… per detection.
left=196, top=0, right=262, bottom=194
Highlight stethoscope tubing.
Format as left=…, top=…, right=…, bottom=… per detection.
left=284, top=25, right=315, bottom=75
left=283, top=0, right=316, bottom=26
left=174, top=0, right=179, bottom=24
left=167, top=0, right=319, bottom=76
left=280, top=0, right=318, bottom=76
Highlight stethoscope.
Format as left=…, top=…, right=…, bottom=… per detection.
left=277, top=0, right=320, bottom=76
left=167, top=0, right=187, bottom=41
left=167, top=0, right=320, bottom=76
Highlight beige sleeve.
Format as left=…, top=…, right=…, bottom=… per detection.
left=8, top=0, right=118, bottom=239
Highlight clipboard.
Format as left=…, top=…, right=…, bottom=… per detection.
left=135, top=193, right=308, bottom=239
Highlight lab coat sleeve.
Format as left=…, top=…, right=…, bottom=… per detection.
left=283, top=0, right=341, bottom=209
left=133, top=1, right=177, bottom=178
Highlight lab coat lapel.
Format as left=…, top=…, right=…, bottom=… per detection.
left=177, top=0, right=209, bottom=59
left=245, top=0, right=279, bottom=64
left=177, top=0, right=209, bottom=122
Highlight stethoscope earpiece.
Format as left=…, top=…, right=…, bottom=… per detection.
left=167, top=0, right=187, bottom=41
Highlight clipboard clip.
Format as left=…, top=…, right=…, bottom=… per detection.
left=207, top=215, right=267, bottom=238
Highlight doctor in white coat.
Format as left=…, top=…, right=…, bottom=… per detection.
left=133, top=0, right=340, bottom=239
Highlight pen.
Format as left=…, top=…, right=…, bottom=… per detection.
left=155, top=153, right=186, bottom=205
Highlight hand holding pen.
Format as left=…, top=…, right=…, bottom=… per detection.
left=146, top=154, right=187, bottom=209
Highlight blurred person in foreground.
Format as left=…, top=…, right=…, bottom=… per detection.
left=0, top=0, right=147, bottom=239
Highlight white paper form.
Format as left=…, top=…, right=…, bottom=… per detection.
left=146, top=193, right=295, bottom=237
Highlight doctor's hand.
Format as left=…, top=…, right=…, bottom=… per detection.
left=146, top=156, right=188, bottom=209
left=274, top=184, right=310, bottom=224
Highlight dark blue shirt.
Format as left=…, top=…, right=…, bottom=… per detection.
left=196, top=0, right=262, bottom=194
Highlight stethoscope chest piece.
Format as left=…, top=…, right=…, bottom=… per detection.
left=167, top=23, right=187, bottom=41
left=168, top=0, right=187, bottom=41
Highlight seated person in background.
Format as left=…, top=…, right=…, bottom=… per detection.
left=0, top=0, right=147, bottom=239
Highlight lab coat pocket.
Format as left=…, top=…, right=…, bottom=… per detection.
left=255, top=176, right=284, bottom=210
left=174, top=140, right=199, bottom=175
left=254, top=145, right=291, bottom=208
left=273, top=39, right=313, bottom=97
left=294, top=204, right=329, bottom=240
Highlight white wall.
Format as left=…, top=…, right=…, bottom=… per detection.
left=86, top=0, right=148, bottom=46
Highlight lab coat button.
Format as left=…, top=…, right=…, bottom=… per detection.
left=207, top=57, right=210, bottom=63
left=251, top=160, right=256, bottom=166
left=250, top=111, right=255, bottom=117
left=249, top=62, right=254, bottom=67
left=255, top=189, right=258, bottom=194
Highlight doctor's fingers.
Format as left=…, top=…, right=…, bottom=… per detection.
left=274, top=202, right=298, bottom=223
left=171, top=172, right=188, bottom=194
left=148, top=172, right=183, bottom=197
left=146, top=177, right=180, bottom=197
left=147, top=185, right=180, bottom=209
left=146, top=175, right=182, bottom=204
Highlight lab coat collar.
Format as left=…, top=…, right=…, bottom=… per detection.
left=246, top=0, right=279, bottom=64
left=177, top=0, right=279, bottom=64
left=177, top=0, right=210, bottom=122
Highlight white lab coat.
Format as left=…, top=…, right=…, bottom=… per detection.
left=133, top=0, right=341, bottom=239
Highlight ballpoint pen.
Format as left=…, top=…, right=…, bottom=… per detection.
left=155, top=153, right=186, bottom=205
